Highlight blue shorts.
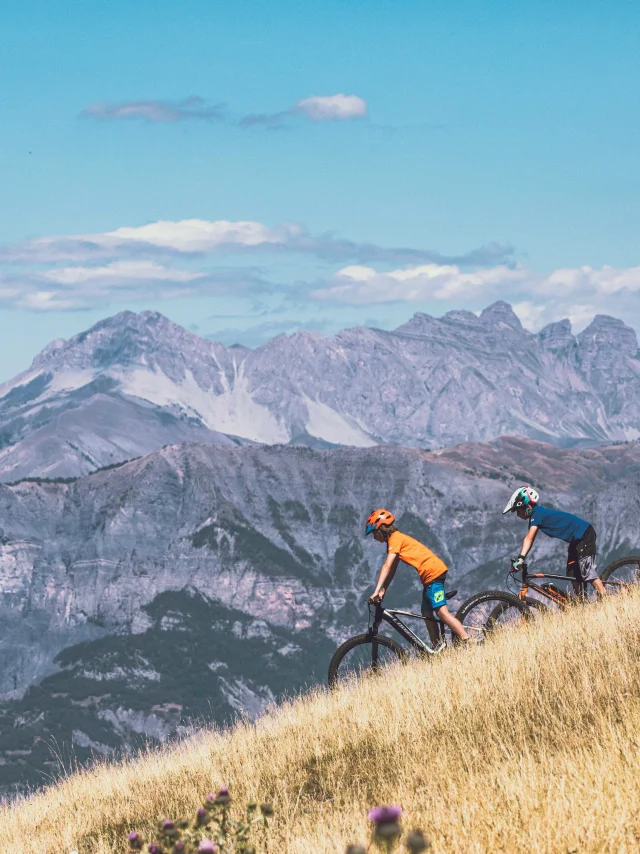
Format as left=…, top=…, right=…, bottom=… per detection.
left=421, top=575, right=447, bottom=612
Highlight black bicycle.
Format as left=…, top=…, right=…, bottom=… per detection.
left=328, top=588, right=530, bottom=687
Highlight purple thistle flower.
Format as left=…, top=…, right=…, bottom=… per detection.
left=127, top=831, right=143, bottom=850
left=205, top=792, right=217, bottom=803
left=148, top=845, right=164, bottom=854
left=161, top=818, right=179, bottom=838
left=198, top=840, right=218, bottom=853
left=215, top=785, right=231, bottom=805
left=368, top=805, right=402, bottom=825
left=173, top=844, right=186, bottom=853
left=197, top=806, right=211, bottom=825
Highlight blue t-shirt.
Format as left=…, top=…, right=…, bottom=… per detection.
left=529, top=505, right=589, bottom=543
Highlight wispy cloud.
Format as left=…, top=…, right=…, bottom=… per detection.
left=81, top=97, right=226, bottom=123
left=0, top=263, right=270, bottom=311
left=0, top=219, right=514, bottom=268
left=241, top=93, right=369, bottom=128
left=81, top=93, right=367, bottom=129
left=293, top=94, right=367, bottom=121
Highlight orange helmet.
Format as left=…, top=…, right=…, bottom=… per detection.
left=365, top=508, right=396, bottom=535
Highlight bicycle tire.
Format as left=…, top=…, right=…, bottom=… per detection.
left=455, top=590, right=532, bottom=644
left=486, top=594, right=547, bottom=627
left=328, top=633, right=407, bottom=688
left=520, top=595, right=549, bottom=613
left=600, top=556, right=640, bottom=592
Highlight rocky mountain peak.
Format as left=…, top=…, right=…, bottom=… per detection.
left=578, top=315, right=638, bottom=354
left=479, top=301, right=523, bottom=330
left=442, top=309, right=481, bottom=326
left=393, top=312, right=437, bottom=336
left=31, top=310, right=209, bottom=373
left=537, top=319, right=573, bottom=351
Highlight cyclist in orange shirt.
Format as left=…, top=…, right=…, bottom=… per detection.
left=366, top=508, right=469, bottom=645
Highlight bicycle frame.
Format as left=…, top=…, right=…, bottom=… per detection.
left=367, top=601, right=447, bottom=656
left=515, top=562, right=587, bottom=606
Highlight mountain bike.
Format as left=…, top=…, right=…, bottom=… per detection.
left=327, top=588, right=530, bottom=688
left=506, top=555, right=640, bottom=612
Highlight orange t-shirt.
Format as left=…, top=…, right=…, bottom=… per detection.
left=387, top=530, right=448, bottom=585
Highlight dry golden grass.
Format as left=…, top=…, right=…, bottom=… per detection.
left=2, top=590, right=640, bottom=853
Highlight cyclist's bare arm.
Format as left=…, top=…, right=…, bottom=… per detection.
left=370, top=553, right=399, bottom=601
left=520, top=525, right=539, bottom=559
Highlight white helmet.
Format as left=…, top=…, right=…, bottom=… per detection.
left=503, top=485, right=539, bottom=517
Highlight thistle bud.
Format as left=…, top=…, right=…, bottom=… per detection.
left=406, top=830, right=430, bottom=853
left=161, top=819, right=179, bottom=838
left=197, top=807, right=211, bottom=826
left=260, top=802, right=274, bottom=817
left=215, top=786, right=231, bottom=806
left=127, top=831, right=144, bottom=850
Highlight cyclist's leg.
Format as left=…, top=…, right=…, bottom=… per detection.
left=570, top=527, right=604, bottom=597
left=423, top=576, right=469, bottom=641
left=567, top=541, right=582, bottom=596
left=434, top=604, right=469, bottom=641
left=421, top=584, right=444, bottom=646
left=578, top=526, right=605, bottom=596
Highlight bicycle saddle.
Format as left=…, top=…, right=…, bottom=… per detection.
left=445, top=589, right=457, bottom=600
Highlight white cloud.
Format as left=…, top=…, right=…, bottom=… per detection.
left=43, top=260, right=204, bottom=285
left=312, top=262, right=525, bottom=303
left=105, top=220, right=301, bottom=252
left=293, top=94, right=368, bottom=121
left=544, top=264, right=640, bottom=295
left=1, top=219, right=508, bottom=267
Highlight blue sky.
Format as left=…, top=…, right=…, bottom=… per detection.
left=2, top=0, right=640, bottom=380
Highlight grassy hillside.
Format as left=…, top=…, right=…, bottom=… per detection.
left=2, top=591, right=640, bottom=853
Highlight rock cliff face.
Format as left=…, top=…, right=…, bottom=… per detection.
left=2, top=303, right=640, bottom=480
left=1, top=437, right=639, bottom=795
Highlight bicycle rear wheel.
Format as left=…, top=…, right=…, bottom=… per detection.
left=455, top=590, right=532, bottom=645
left=328, top=634, right=406, bottom=688
left=600, top=556, right=640, bottom=594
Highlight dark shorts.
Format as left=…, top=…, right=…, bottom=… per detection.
left=421, top=573, right=448, bottom=612
left=567, top=525, right=598, bottom=583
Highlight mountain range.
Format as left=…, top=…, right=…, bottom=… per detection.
left=1, top=302, right=640, bottom=481
left=1, top=434, right=639, bottom=795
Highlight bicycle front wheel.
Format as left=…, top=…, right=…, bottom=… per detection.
left=600, top=556, right=640, bottom=594
left=455, top=590, right=532, bottom=645
left=328, top=634, right=407, bottom=688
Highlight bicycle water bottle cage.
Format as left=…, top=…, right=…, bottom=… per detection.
left=541, top=582, right=563, bottom=597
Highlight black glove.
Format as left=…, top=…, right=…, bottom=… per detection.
left=510, top=555, right=526, bottom=572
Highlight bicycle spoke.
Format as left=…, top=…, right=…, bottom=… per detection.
left=602, top=557, right=640, bottom=593
left=328, top=635, right=406, bottom=687
left=456, top=592, right=530, bottom=645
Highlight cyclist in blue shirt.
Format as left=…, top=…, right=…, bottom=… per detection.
left=503, top=485, right=606, bottom=596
